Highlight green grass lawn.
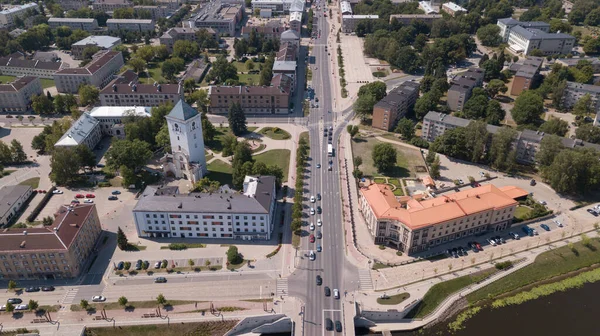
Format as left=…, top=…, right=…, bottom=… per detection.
left=207, top=159, right=233, bottom=187
left=0, top=75, right=16, bottom=84
left=19, top=177, right=40, bottom=189
left=406, top=268, right=496, bottom=318
left=351, top=137, right=423, bottom=178
left=0, top=75, right=54, bottom=89
left=238, top=73, right=260, bottom=86
left=85, top=321, right=237, bottom=336
left=467, top=237, right=600, bottom=304
left=259, top=127, right=291, bottom=140
left=299, top=131, right=309, bottom=144
left=377, top=292, right=410, bottom=305
left=205, top=127, right=229, bottom=153
left=254, top=149, right=291, bottom=182
left=514, top=206, right=531, bottom=220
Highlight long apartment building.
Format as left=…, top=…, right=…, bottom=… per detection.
left=422, top=111, right=600, bottom=164
left=56, top=0, right=90, bottom=11
left=54, top=50, right=124, bottom=94
left=0, top=56, right=63, bottom=79
left=208, top=84, right=291, bottom=114
left=251, top=0, right=304, bottom=13
left=556, top=57, right=600, bottom=73
left=342, top=15, right=379, bottom=33
left=0, top=185, right=33, bottom=228
left=241, top=25, right=283, bottom=39
left=0, top=76, right=43, bottom=113
left=100, top=80, right=183, bottom=107
left=497, top=18, right=575, bottom=56
left=447, top=67, right=485, bottom=111
left=107, top=19, right=155, bottom=32
left=92, top=0, right=133, bottom=12
left=389, top=14, right=442, bottom=25
left=510, top=56, right=543, bottom=96
left=0, top=3, right=37, bottom=27
left=159, top=27, right=217, bottom=52
left=0, top=203, right=102, bottom=280
left=360, top=183, right=527, bottom=254
left=189, top=0, right=243, bottom=36
left=562, top=81, right=600, bottom=113
left=133, top=176, right=276, bottom=241
left=372, top=81, right=420, bottom=131
left=134, top=5, right=170, bottom=20
left=48, top=18, right=99, bottom=32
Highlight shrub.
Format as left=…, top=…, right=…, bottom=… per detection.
left=169, top=243, right=187, bottom=250
left=495, top=260, right=513, bottom=270
left=378, top=245, right=385, bottom=250
left=124, top=261, right=131, bottom=270
left=372, top=71, right=386, bottom=77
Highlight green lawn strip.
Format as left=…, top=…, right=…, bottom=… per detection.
left=406, top=268, right=496, bottom=318
left=299, top=131, right=309, bottom=143
left=292, top=232, right=301, bottom=248
left=373, top=262, right=391, bottom=270
left=40, top=79, right=55, bottom=89
left=227, top=259, right=248, bottom=270
left=84, top=320, right=238, bottom=336
left=377, top=292, right=410, bottom=305
left=259, top=127, right=292, bottom=140
left=207, top=159, right=233, bottom=187
left=19, top=177, right=40, bottom=189
left=254, top=149, right=290, bottom=182
left=71, top=299, right=196, bottom=312
left=247, top=126, right=258, bottom=132
left=467, top=237, right=600, bottom=304
left=0, top=75, right=16, bottom=83
left=514, top=206, right=531, bottom=220
left=238, top=73, right=260, bottom=85
left=351, top=137, right=420, bottom=178
left=2, top=170, right=15, bottom=177
left=252, top=143, right=266, bottom=153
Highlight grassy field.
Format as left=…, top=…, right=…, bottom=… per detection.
left=299, top=131, right=309, bottom=144
left=206, top=127, right=258, bottom=154
left=84, top=320, right=237, bottom=336
left=259, top=127, right=291, bottom=140
left=207, top=159, right=233, bottom=187
left=19, top=177, right=40, bottom=189
left=254, top=149, right=291, bottom=182
left=232, top=61, right=260, bottom=86
left=377, top=292, right=410, bottom=305
left=514, top=206, right=531, bottom=220
left=406, top=268, right=496, bottom=318
left=467, top=237, right=600, bottom=304
left=0, top=75, right=55, bottom=89
left=351, top=137, right=423, bottom=178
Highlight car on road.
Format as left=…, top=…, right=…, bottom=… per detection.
left=325, top=318, right=333, bottom=330
left=540, top=223, right=551, bottom=231
left=42, top=286, right=55, bottom=292
left=310, top=208, right=315, bottom=215
left=92, top=296, right=106, bottom=302
left=7, top=298, right=22, bottom=304
left=317, top=244, right=322, bottom=252
left=315, top=97, right=319, bottom=102
left=15, top=304, right=28, bottom=311
left=316, top=163, right=321, bottom=169
left=317, top=206, right=322, bottom=214
left=317, top=193, right=321, bottom=201
left=309, top=250, right=316, bottom=261
left=309, top=234, right=315, bottom=243
left=539, top=200, right=547, bottom=205
left=335, top=320, right=342, bottom=332
left=85, top=194, right=95, bottom=198
left=530, top=179, right=537, bottom=186
left=75, top=194, right=85, bottom=198
left=84, top=199, right=94, bottom=203
left=52, top=190, right=63, bottom=194
left=509, top=232, right=520, bottom=240
left=317, top=219, right=322, bottom=226
left=333, top=288, right=340, bottom=299
left=135, top=259, right=142, bottom=270
left=112, top=190, right=121, bottom=195
left=328, top=165, right=332, bottom=171
left=154, top=277, right=167, bottom=283
left=316, top=275, right=322, bottom=285
left=108, top=196, right=118, bottom=200
left=25, top=287, right=40, bottom=292
left=316, top=231, right=322, bottom=239
left=487, top=238, right=497, bottom=246
left=310, top=223, right=315, bottom=231
left=324, top=286, right=331, bottom=296
left=310, top=196, right=315, bottom=203
left=494, top=236, right=504, bottom=244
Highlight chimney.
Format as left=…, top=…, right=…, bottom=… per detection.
left=70, top=223, right=78, bottom=227
left=20, top=241, right=26, bottom=248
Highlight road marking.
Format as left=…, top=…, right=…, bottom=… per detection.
left=61, top=287, right=80, bottom=308
left=358, top=269, right=374, bottom=290
left=276, top=279, right=288, bottom=297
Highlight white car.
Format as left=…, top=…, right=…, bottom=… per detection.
left=317, top=219, right=322, bottom=227
left=83, top=199, right=94, bottom=203
left=15, top=304, right=28, bottom=311
left=52, top=190, right=63, bottom=194
left=310, top=208, right=315, bottom=215
left=539, top=200, right=547, bottom=205
left=554, top=219, right=563, bottom=227
left=309, top=251, right=316, bottom=261
left=310, top=196, right=316, bottom=203
left=92, top=296, right=106, bottom=302
left=487, top=238, right=497, bottom=246
left=310, top=223, right=315, bottom=231
left=333, top=289, right=340, bottom=299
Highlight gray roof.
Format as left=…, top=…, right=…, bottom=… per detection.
left=515, top=64, right=540, bottom=78
left=167, top=100, right=199, bottom=121
left=511, top=26, right=574, bottom=40
left=133, top=176, right=275, bottom=214
left=374, top=81, right=419, bottom=110
left=424, top=111, right=471, bottom=127
left=281, top=29, right=300, bottom=40
left=566, top=81, right=600, bottom=94
left=273, top=60, right=296, bottom=72
left=73, top=35, right=121, bottom=48
left=498, top=18, right=549, bottom=29
left=0, top=185, right=31, bottom=221
left=557, top=57, right=600, bottom=67
left=55, top=113, right=100, bottom=147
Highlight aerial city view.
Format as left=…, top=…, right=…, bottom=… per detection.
left=0, top=0, right=599, bottom=334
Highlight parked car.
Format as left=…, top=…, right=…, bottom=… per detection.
left=316, top=231, right=322, bottom=239
left=309, top=234, right=315, bottom=243
left=143, top=260, right=149, bottom=269
left=487, top=238, right=497, bottom=246
left=316, top=163, right=321, bottom=168
left=530, top=179, right=536, bottom=186
left=317, top=193, right=321, bottom=201
left=84, top=199, right=94, bottom=203
left=15, top=304, right=28, bottom=311
left=317, top=206, right=322, bottom=214
left=111, top=190, right=121, bottom=195
left=91, top=296, right=106, bottom=302
left=324, top=286, right=331, bottom=296
left=7, top=298, right=21, bottom=304
left=309, top=250, right=316, bottom=261
left=52, top=190, right=63, bottom=194
left=310, top=223, right=315, bottom=231
left=310, top=208, right=315, bottom=215
left=154, top=261, right=161, bottom=269
left=154, top=277, right=167, bottom=283
left=42, top=286, right=55, bottom=292
left=553, top=219, right=563, bottom=227
left=333, top=288, right=340, bottom=299
left=316, top=275, right=322, bottom=286
left=325, top=318, right=333, bottom=330
left=85, top=194, right=95, bottom=198
left=135, top=259, right=142, bottom=270
left=117, top=261, right=124, bottom=270
left=494, top=236, right=504, bottom=244
left=522, top=226, right=534, bottom=236
left=509, top=232, right=520, bottom=240
left=75, top=194, right=85, bottom=198
left=588, top=209, right=599, bottom=216
left=540, top=223, right=551, bottom=231
left=310, top=196, right=316, bottom=203
left=317, top=244, right=322, bottom=252
left=317, top=219, right=322, bottom=226
left=458, top=247, right=467, bottom=255
left=108, top=196, right=118, bottom=201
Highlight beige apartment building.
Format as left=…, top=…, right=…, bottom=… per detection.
left=0, top=203, right=102, bottom=280
left=48, top=18, right=99, bottom=32
left=0, top=3, right=37, bottom=27
left=107, top=19, right=155, bottom=32
left=372, top=80, right=420, bottom=131
left=359, top=183, right=527, bottom=254
left=92, top=0, right=133, bottom=12
left=208, top=85, right=291, bottom=114
left=0, top=76, right=43, bottom=113
left=100, top=80, right=183, bottom=106
left=54, top=50, right=124, bottom=93
left=0, top=56, right=63, bottom=79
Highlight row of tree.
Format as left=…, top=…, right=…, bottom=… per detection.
left=0, top=140, right=27, bottom=165
left=291, top=135, right=310, bottom=233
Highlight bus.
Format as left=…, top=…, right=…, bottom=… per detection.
left=327, top=144, right=334, bottom=157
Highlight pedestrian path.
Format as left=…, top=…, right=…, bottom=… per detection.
left=276, top=279, right=288, bottom=297
left=358, top=269, right=374, bottom=291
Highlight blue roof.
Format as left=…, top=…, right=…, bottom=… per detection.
left=167, top=100, right=199, bottom=121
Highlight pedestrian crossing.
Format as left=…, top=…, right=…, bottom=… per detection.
left=61, top=288, right=79, bottom=306
left=358, top=269, right=373, bottom=290
left=276, top=279, right=288, bottom=296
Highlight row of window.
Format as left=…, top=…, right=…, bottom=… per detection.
left=148, top=213, right=265, bottom=220
left=0, top=253, right=65, bottom=260
left=0, top=266, right=69, bottom=273
left=147, top=220, right=265, bottom=226
left=3, top=259, right=67, bottom=266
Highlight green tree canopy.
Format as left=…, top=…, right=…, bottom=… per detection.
left=228, top=102, right=247, bottom=136
left=105, top=139, right=152, bottom=171
left=539, top=118, right=569, bottom=136
left=511, top=90, right=544, bottom=125
left=372, top=143, right=397, bottom=173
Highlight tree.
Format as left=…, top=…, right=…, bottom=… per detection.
left=206, top=55, right=238, bottom=84
left=50, top=147, right=81, bottom=185
left=31, top=94, right=54, bottom=115
left=511, top=91, right=544, bottom=125
left=120, top=165, right=137, bottom=187
left=485, top=79, right=508, bottom=98
left=161, top=59, right=178, bottom=80
left=353, top=94, right=377, bottom=121
left=463, top=94, right=489, bottom=120
left=105, top=139, right=152, bottom=171
left=346, top=125, right=359, bottom=138
left=354, top=156, right=363, bottom=168
left=193, top=177, right=221, bottom=192
left=537, top=134, right=564, bottom=167
left=221, top=133, right=238, bottom=157
left=485, top=99, right=505, bottom=125
left=539, top=118, right=569, bottom=136
left=5, top=302, right=14, bottom=314
left=135, top=45, right=154, bottom=62
left=128, top=57, right=146, bottom=73
left=201, top=111, right=216, bottom=143
left=372, top=143, right=397, bottom=173
left=155, top=124, right=170, bottom=150
left=8, top=280, right=17, bottom=291
left=357, top=81, right=387, bottom=101
left=81, top=46, right=100, bottom=61
left=228, top=102, right=247, bottom=136
left=414, top=92, right=439, bottom=120
left=156, top=294, right=167, bottom=306
left=477, top=24, right=502, bottom=47
left=430, top=155, right=441, bottom=179
left=118, top=296, right=128, bottom=307
left=259, top=56, right=274, bottom=86
left=395, top=118, right=415, bottom=139
left=575, top=124, right=600, bottom=144
left=10, top=140, right=27, bottom=163
left=489, top=128, right=518, bottom=172
left=232, top=142, right=254, bottom=189
left=226, top=245, right=242, bottom=264
left=75, top=144, right=96, bottom=171
left=78, top=85, right=99, bottom=106
left=542, top=148, right=600, bottom=195
left=245, top=59, right=255, bottom=71
left=117, top=227, right=128, bottom=250
left=173, top=40, right=199, bottom=61
left=572, top=94, right=594, bottom=116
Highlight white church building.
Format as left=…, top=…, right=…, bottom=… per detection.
left=161, top=101, right=208, bottom=183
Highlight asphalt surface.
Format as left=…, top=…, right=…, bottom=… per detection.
left=287, top=7, right=359, bottom=335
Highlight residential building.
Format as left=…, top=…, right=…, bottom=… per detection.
left=0, top=76, right=43, bottom=113
left=562, top=81, right=600, bottom=112
left=0, top=56, right=63, bottom=79
left=421, top=111, right=471, bottom=142
left=71, top=36, right=122, bottom=60
left=289, top=11, right=302, bottom=33
left=341, top=15, right=379, bottom=33
left=100, top=80, right=183, bottom=106
left=447, top=67, right=485, bottom=111
left=556, top=57, right=600, bottom=73
left=270, top=73, right=294, bottom=94
left=54, top=50, right=124, bottom=94
left=92, top=0, right=133, bottom=12
left=32, top=52, right=59, bottom=63
left=510, top=56, right=543, bottom=96
left=133, top=175, right=276, bottom=240
left=372, top=80, right=420, bottom=131
left=340, top=1, right=352, bottom=15
left=159, top=27, right=216, bottom=52
left=359, top=183, right=526, bottom=254
left=182, top=59, right=210, bottom=83
left=0, top=3, right=37, bottom=27
left=272, top=60, right=296, bottom=79
left=56, top=0, right=90, bottom=11
left=280, top=29, right=300, bottom=48
left=240, top=26, right=282, bottom=40
left=55, top=112, right=102, bottom=149
left=107, top=19, right=155, bottom=32
left=154, top=0, right=180, bottom=11
left=88, top=106, right=151, bottom=139
left=8, top=28, right=26, bottom=38
left=276, top=42, right=298, bottom=61
left=0, top=203, right=102, bottom=280
left=208, top=84, right=291, bottom=114
left=189, top=0, right=243, bottom=36
left=441, top=2, right=466, bottom=15
left=418, top=1, right=439, bottom=14
left=0, top=185, right=33, bottom=227
left=134, top=5, right=170, bottom=20
left=162, top=101, right=207, bottom=183
left=497, top=18, right=575, bottom=55
left=389, top=14, right=442, bottom=25
left=48, top=18, right=99, bottom=32
left=260, top=9, right=273, bottom=18
left=251, top=0, right=304, bottom=14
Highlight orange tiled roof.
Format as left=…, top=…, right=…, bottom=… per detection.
left=360, top=184, right=520, bottom=230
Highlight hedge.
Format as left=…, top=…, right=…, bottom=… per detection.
left=26, top=186, right=56, bottom=223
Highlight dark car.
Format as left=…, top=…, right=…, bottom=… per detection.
left=530, top=179, right=536, bottom=186
left=117, top=261, right=124, bottom=270
left=317, top=193, right=321, bottom=201
left=25, top=287, right=40, bottom=292
left=458, top=247, right=467, bottom=255
left=143, top=260, right=149, bottom=269
left=154, top=277, right=167, bottom=283
left=135, top=259, right=142, bottom=270
left=335, top=320, right=343, bottom=332
left=540, top=223, right=551, bottom=231
left=316, top=275, right=322, bottom=286
left=42, top=286, right=55, bottom=292
left=317, top=206, right=322, bottom=214
left=324, top=286, right=331, bottom=296
left=108, top=195, right=118, bottom=201
left=316, top=231, right=322, bottom=239
left=7, top=298, right=22, bottom=304
left=325, top=318, right=333, bottom=331
left=588, top=209, right=599, bottom=216
left=112, top=190, right=121, bottom=195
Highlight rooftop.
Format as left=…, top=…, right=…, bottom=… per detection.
left=424, top=111, right=471, bottom=127
left=442, top=2, right=466, bottom=12
left=374, top=81, right=420, bottom=110
left=0, top=57, right=62, bottom=71
left=290, top=11, right=302, bottom=22
left=515, top=64, right=540, bottom=78
left=55, top=113, right=100, bottom=147
left=208, top=85, right=290, bottom=95
left=55, top=50, right=121, bottom=75
left=0, top=185, right=31, bottom=220
left=192, top=0, right=241, bottom=23
left=73, top=35, right=121, bottom=48
left=340, top=1, right=352, bottom=13
left=273, top=60, right=296, bottom=71
left=101, top=79, right=181, bottom=95
left=88, top=106, right=152, bottom=119
left=107, top=19, right=153, bottom=23
left=342, top=14, right=380, bottom=19
left=0, top=3, right=37, bottom=15
left=166, top=100, right=198, bottom=121
left=418, top=1, right=438, bottom=14
left=281, top=29, right=300, bottom=40
left=557, top=57, right=600, bottom=66
left=511, top=25, right=574, bottom=40
left=0, top=76, right=38, bottom=92
left=566, top=81, right=600, bottom=94
left=48, top=18, right=97, bottom=23
left=498, top=18, right=550, bottom=29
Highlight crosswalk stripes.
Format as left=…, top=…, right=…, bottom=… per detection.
left=276, top=279, right=289, bottom=296
left=358, top=269, right=374, bottom=290
left=61, top=288, right=79, bottom=306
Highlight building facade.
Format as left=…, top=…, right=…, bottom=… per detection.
left=107, top=19, right=155, bottom=32
left=372, top=80, right=420, bottom=131
left=556, top=57, right=600, bottom=73
left=0, top=3, right=37, bottom=27
left=289, top=11, right=302, bottom=32
left=389, top=14, right=442, bottom=25
left=240, top=25, right=283, bottom=39
left=71, top=36, right=122, bottom=60
left=92, top=0, right=133, bottom=12
left=134, top=5, right=170, bottom=20
left=497, top=18, right=575, bottom=55
left=54, top=50, right=124, bottom=94
left=447, top=67, right=485, bottom=111
left=562, top=81, right=600, bottom=112
left=133, top=176, right=276, bottom=240
left=48, top=18, right=99, bottom=32
left=341, top=15, right=379, bottom=33
left=0, top=56, right=63, bottom=79
left=189, top=0, right=243, bottom=36
left=441, top=2, right=466, bottom=16
left=55, top=112, right=102, bottom=149
left=88, top=106, right=151, bottom=138
left=0, top=203, right=102, bottom=280
left=510, top=56, right=543, bottom=96
left=0, top=76, right=43, bottom=113
left=251, top=0, right=304, bottom=13
left=57, top=0, right=90, bottom=11
left=0, top=185, right=33, bottom=227
left=99, top=80, right=183, bottom=106
left=208, top=85, right=291, bottom=114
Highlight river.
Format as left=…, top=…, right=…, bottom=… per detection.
left=356, top=280, right=600, bottom=336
